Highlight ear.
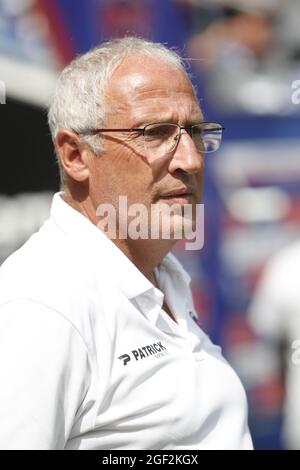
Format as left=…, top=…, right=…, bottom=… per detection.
left=56, top=129, right=90, bottom=182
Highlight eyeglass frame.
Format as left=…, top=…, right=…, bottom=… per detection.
left=72, top=121, right=225, bottom=154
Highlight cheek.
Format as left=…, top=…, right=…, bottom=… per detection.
left=196, top=168, right=204, bottom=199
left=92, top=153, right=155, bottom=207
left=123, top=171, right=154, bottom=207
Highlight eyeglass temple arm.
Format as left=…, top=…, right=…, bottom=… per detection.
left=71, top=128, right=144, bottom=135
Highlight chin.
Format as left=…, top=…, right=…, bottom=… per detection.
left=159, top=214, right=195, bottom=241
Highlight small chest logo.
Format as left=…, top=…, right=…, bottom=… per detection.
left=118, top=341, right=168, bottom=366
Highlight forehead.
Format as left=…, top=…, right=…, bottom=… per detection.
left=105, top=55, right=202, bottom=124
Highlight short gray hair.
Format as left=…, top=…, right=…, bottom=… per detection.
left=48, top=36, right=189, bottom=186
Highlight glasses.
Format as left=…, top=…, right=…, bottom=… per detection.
left=75, top=122, right=224, bottom=158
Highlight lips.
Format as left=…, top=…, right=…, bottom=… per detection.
left=159, top=189, right=196, bottom=206
left=160, top=187, right=195, bottom=199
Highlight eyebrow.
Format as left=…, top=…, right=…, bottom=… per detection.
left=133, top=113, right=205, bottom=127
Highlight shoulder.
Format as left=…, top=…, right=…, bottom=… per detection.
left=0, top=220, right=111, bottom=349
left=0, top=224, right=74, bottom=304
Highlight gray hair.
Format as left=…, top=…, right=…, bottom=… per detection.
left=48, top=37, right=190, bottom=186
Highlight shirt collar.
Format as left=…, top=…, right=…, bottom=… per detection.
left=49, top=192, right=193, bottom=327
left=158, top=251, right=192, bottom=286
left=50, top=192, right=155, bottom=300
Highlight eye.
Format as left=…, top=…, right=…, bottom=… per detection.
left=191, top=125, right=203, bottom=136
left=144, top=124, right=175, bottom=140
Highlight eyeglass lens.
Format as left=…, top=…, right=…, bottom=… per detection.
left=143, top=123, right=222, bottom=156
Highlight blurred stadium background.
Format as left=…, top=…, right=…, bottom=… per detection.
left=1, top=0, right=300, bottom=450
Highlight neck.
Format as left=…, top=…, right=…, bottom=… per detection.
left=62, top=190, right=176, bottom=283
left=113, top=237, right=176, bottom=283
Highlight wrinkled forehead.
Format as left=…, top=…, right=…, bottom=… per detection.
left=105, top=55, right=202, bottom=124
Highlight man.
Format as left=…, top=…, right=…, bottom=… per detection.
left=0, top=37, right=252, bottom=449
left=249, top=240, right=300, bottom=450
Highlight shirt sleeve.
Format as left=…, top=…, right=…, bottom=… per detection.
left=0, top=299, right=91, bottom=450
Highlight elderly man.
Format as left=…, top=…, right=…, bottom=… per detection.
left=0, top=37, right=252, bottom=450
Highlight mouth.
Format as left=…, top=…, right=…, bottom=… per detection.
left=159, top=187, right=196, bottom=205
left=159, top=194, right=195, bottom=206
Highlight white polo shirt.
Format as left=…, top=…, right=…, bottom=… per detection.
left=0, top=193, right=253, bottom=450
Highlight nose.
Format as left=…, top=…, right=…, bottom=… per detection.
left=168, top=129, right=204, bottom=175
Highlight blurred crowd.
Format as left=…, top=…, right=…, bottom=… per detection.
left=182, top=0, right=300, bottom=114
